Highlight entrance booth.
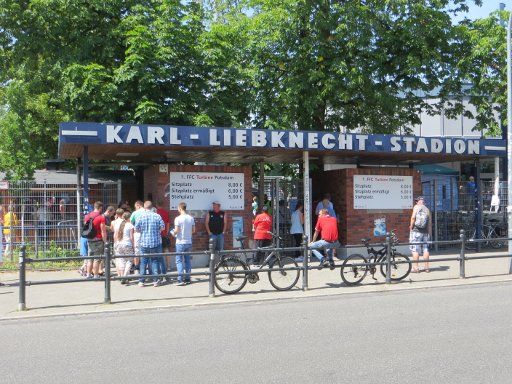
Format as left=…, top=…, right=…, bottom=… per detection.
left=58, top=122, right=506, bottom=262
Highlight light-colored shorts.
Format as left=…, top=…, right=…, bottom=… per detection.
left=409, top=231, right=430, bottom=254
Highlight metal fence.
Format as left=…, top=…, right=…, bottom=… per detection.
left=0, top=180, right=120, bottom=260
left=422, top=179, right=507, bottom=248
left=10, top=232, right=512, bottom=311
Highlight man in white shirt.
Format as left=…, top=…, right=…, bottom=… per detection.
left=171, top=202, right=195, bottom=286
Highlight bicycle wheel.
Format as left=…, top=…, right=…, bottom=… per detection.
left=489, top=229, right=505, bottom=249
left=380, top=252, right=412, bottom=281
left=214, top=257, right=248, bottom=294
left=340, top=254, right=368, bottom=285
left=268, top=256, right=300, bottom=291
left=466, top=229, right=477, bottom=250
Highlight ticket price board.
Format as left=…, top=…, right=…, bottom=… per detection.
left=169, top=172, right=244, bottom=210
left=353, top=175, right=413, bottom=210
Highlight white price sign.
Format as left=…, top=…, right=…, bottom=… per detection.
left=169, top=172, right=244, bottom=210
left=354, top=175, right=413, bottom=210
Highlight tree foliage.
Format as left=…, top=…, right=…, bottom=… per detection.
left=1, top=0, right=502, bottom=179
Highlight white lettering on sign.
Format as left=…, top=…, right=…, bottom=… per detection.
left=454, top=139, right=466, bottom=154
left=403, top=137, right=415, bottom=152
left=126, top=126, right=143, bottom=144
left=271, top=131, right=286, bottom=148
left=235, top=130, right=247, bottom=146
left=431, top=138, right=443, bottom=153
left=289, top=132, right=304, bottom=148
left=390, top=136, right=401, bottom=151
left=169, top=172, right=245, bottom=210
left=224, top=129, right=231, bottom=146
left=321, top=133, right=336, bottom=149
left=353, top=175, right=413, bottom=210
left=308, top=133, right=318, bottom=149
left=169, top=127, right=181, bottom=144
left=106, top=125, right=123, bottom=143
left=338, top=134, right=353, bottom=150
left=468, top=140, right=479, bottom=154
left=252, top=130, right=267, bottom=147
left=148, top=126, right=164, bottom=144
left=210, top=129, right=220, bottom=146
left=356, top=135, right=368, bottom=150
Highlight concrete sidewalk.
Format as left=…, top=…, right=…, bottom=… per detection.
left=1, top=251, right=511, bottom=320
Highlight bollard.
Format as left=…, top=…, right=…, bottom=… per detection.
left=459, top=229, right=466, bottom=279
left=104, top=242, right=111, bottom=304
left=302, top=234, right=309, bottom=291
left=385, top=233, right=392, bottom=284
left=208, top=238, right=216, bottom=298
left=18, top=244, right=27, bottom=311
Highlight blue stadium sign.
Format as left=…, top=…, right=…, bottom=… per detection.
left=59, top=122, right=506, bottom=156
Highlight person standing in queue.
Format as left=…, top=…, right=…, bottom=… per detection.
left=252, top=205, right=273, bottom=266
left=205, top=201, right=228, bottom=252
left=170, top=202, right=195, bottom=286
left=409, top=196, right=432, bottom=273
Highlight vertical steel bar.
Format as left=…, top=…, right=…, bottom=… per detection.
left=433, top=179, right=439, bottom=252
left=459, top=229, right=466, bottom=278
left=303, top=151, right=311, bottom=241
left=83, top=146, right=90, bottom=211
left=475, top=159, right=483, bottom=253
left=302, top=234, right=309, bottom=291
left=385, top=232, right=392, bottom=284
left=117, top=179, right=122, bottom=205
left=507, top=14, right=512, bottom=273
left=104, top=242, right=111, bottom=304
left=208, top=238, right=216, bottom=298
left=18, top=244, right=26, bottom=311
left=76, top=158, right=82, bottom=249
left=43, top=179, right=47, bottom=253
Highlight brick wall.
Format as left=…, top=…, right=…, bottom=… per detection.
left=312, top=167, right=421, bottom=246
left=144, top=164, right=253, bottom=252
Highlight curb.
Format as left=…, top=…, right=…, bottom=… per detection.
left=2, top=275, right=512, bottom=322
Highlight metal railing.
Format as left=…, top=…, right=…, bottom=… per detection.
left=10, top=230, right=512, bottom=311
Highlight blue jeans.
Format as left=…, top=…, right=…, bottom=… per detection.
left=139, top=244, right=162, bottom=283
left=176, top=243, right=192, bottom=282
left=209, top=233, right=224, bottom=251
left=310, top=240, right=339, bottom=263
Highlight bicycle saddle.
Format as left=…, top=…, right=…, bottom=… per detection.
left=235, top=235, right=247, bottom=241
left=361, top=238, right=371, bottom=244
left=487, top=219, right=499, bottom=223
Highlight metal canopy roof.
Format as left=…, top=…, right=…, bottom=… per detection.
left=58, top=122, right=506, bottom=165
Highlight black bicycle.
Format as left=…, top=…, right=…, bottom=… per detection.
left=214, top=233, right=300, bottom=294
left=340, top=231, right=411, bottom=285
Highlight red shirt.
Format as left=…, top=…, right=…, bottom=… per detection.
left=156, top=208, right=170, bottom=236
left=84, top=211, right=106, bottom=240
left=315, top=215, right=338, bottom=242
left=253, top=213, right=272, bottom=240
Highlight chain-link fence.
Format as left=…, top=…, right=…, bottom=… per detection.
left=0, top=180, right=120, bottom=260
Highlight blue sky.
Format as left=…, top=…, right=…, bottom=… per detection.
left=454, top=1, right=505, bottom=21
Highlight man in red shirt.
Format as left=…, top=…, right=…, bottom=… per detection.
left=309, top=208, right=340, bottom=270
left=156, top=201, right=171, bottom=278
left=252, top=205, right=273, bottom=265
left=86, top=201, right=108, bottom=278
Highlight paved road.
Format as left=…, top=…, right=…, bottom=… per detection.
left=2, top=282, right=512, bottom=384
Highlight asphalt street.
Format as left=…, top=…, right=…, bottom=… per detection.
left=2, top=282, right=512, bottom=384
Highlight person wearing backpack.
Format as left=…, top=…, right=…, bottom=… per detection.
left=83, top=201, right=107, bottom=278
left=409, top=196, right=432, bottom=273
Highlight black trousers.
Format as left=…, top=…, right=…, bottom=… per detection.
left=254, top=239, right=272, bottom=264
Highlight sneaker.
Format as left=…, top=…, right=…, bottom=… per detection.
left=93, top=275, right=100, bottom=279
left=184, top=280, right=191, bottom=285
left=86, top=274, right=93, bottom=279
left=294, top=257, right=304, bottom=263
left=138, top=282, right=145, bottom=287
left=318, top=260, right=329, bottom=270
left=250, top=264, right=261, bottom=270
left=153, top=281, right=160, bottom=287
left=329, top=262, right=336, bottom=271
left=176, top=281, right=186, bottom=286
left=120, top=279, right=127, bottom=285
